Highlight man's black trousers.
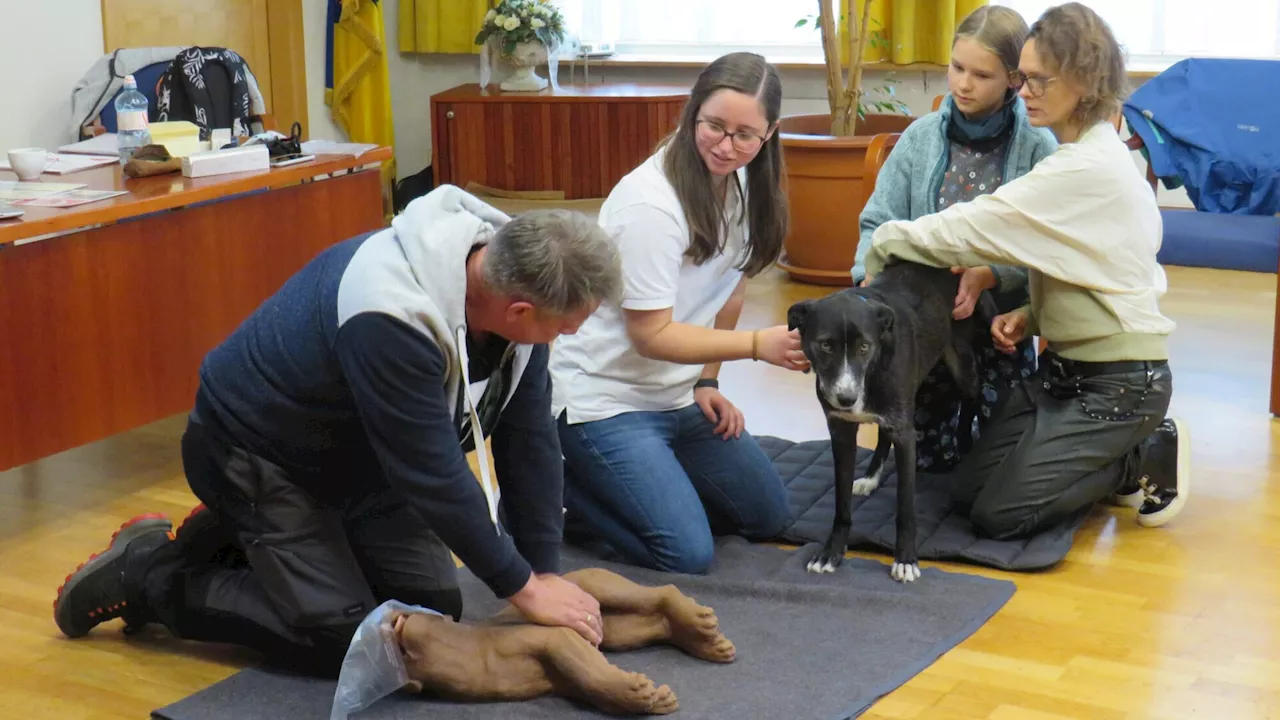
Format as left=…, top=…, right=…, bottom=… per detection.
left=134, top=418, right=461, bottom=675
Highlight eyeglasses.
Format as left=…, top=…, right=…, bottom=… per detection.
left=1015, top=71, right=1058, bottom=98
left=696, top=118, right=767, bottom=153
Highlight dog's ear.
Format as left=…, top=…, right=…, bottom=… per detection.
left=872, top=299, right=896, bottom=340
left=787, top=299, right=816, bottom=332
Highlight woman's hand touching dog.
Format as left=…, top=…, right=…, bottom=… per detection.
left=950, top=266, right=997, bottom=320
left=754, top=325, right=810, bottom=371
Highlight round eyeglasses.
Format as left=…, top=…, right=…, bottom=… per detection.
left=696, top=118, right=767, bottom=153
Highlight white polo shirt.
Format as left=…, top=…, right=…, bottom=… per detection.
left=549, top=146, right=748, bottom=425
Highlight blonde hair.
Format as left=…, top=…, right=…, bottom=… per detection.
left=1028, top=2, right=1128, bottom=128
left=954, top=5, right=1030, bottom=73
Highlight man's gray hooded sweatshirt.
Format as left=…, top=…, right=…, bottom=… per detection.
left=192, top=185, right=563, bottom=599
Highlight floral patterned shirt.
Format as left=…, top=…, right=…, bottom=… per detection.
left=937, top=140, right=1008, bottom=209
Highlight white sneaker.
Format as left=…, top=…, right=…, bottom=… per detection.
left=1134, top=417, right=1190, bottom=528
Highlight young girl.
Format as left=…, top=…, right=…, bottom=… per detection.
left=549, top=52, right=807, bottom=574
left=853, top=5, right=1059, bottom=473
left=863, top=2, right=1188, bottom=538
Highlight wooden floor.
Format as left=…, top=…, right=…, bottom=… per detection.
left=3, top=262, right=1279, bottom=719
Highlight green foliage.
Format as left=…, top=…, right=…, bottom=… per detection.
left=474, top=0, right=568, bottom=57
left=794, top=13, right=910, bottom=120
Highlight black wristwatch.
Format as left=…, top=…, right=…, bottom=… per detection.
left=694, top=378, right=720, bottom=390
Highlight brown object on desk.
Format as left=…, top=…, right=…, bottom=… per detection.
left=0, top=148, right=392, bottom=471
left=431, top=83, right=690, bottom=200
left=393, top=568, right=735, bottom=715
left=122, top=144, right=183, bottom=178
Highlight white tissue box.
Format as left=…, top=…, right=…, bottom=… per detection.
left=181, top=143, right=270, bottom=179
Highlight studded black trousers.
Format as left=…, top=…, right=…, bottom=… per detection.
left=949, top=351, right=1172, bottom=540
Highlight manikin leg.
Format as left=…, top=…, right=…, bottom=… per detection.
left=390, top=568, right=734, bottom=715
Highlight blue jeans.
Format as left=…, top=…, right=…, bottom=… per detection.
left=557, top=404, right=791, bottom=574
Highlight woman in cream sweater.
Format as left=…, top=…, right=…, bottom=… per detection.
left=863, top=2, right=1189, bottom=537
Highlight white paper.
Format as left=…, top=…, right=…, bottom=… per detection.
left=0, top=153, right=117, bottom=175
left=58, top=134, right=120, bottom=156
left=300, top=140, right=378, bottom=159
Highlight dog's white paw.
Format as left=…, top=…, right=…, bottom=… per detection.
left=851, top=477, right=880, bottom=496
left=806, top=556, right=839, bottom=574
left=890, top=562, right=921, bottom=583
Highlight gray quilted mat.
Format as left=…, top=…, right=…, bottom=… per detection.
left=152, top=538, right=1015, bottom=720
left=758, top=435, right=1087, bottom=571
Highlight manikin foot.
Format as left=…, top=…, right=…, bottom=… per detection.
left=589, top=671, right=679, bottom=715
left=660, top=593, right=736, bottom=663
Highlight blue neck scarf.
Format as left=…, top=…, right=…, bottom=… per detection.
left=947, top=90, right=1017, bottom=150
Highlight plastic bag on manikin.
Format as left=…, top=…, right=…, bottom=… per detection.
left=329, top=599, right=443, bottom=720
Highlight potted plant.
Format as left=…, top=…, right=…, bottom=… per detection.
left=779, top=0, right=915, bottom=285
left=475, top=0, right=568, bottom=92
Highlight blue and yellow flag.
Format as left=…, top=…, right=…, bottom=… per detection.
left=326, top=0, right=396, bottom=213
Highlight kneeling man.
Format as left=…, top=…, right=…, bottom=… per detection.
left=54, top=185, right=623, bottom=675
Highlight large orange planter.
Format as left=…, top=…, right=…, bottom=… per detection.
left=777, top=112, right=916, bottom=286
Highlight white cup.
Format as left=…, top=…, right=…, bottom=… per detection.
left=7, top=148, right=51, bottom=181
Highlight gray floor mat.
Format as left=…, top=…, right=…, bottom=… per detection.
left=152, top=538, right=1015, bottom=720
left=758, top=435, right=1088, bottom=571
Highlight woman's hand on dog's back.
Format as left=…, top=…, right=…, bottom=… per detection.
left=951, top=266, right=997, bottom=320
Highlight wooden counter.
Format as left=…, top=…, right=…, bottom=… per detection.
left=0, top=150, right=392, bottom=470
left=430, top=83, right=690, bottom=199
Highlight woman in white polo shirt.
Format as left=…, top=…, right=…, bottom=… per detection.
left=549, top=52, right=807, bottom=573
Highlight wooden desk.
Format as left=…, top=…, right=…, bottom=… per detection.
left=0, top=150, right=392, bottom=470
left=430, top=83, right=689, bottom=199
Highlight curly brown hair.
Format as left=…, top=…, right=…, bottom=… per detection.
left=1028, top=2, right=1128, bottom=129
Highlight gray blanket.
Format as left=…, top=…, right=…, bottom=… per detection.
left=759, top=435, right=1088, bottom=571
left=152, top=538, right=1015, bottom=720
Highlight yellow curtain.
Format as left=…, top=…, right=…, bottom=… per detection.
left=840, top=0, right=988, bottom=65
left=327, top=0, right=397, bottom=215
left=399, top=0, right=492, bottom=54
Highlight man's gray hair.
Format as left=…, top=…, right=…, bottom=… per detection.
left=483, top=209, right=623, bottom=314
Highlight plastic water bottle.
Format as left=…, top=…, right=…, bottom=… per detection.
left=115, top=75, right=152, bottom=165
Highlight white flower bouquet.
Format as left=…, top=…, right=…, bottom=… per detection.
left=476, top=1, right=568, bottom=92
left=474, top=0, right=567, bottom=57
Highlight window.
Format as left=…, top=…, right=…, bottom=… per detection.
left=556, top=1, right=1280, bottom=68
left=993, top=0, right=1280, bottom=67
left=554, top=0, right=825, bottom=61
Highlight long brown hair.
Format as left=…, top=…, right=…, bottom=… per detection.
left=661, top=52, right=787, bottom=278
left=1028, top=2, right=1128, bottom=128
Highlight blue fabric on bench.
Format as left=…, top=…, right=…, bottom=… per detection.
left=1158, top=209, right=1280, bottom=274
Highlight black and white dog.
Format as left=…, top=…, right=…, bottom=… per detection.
left=787, top=260, right=997, bottom=583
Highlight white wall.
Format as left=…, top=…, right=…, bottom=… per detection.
left=302, top=0, right=345, bottom=143
left=0, top=0, right=106, bottom=152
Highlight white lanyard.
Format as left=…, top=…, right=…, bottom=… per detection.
left=456, top=326, right=500, bottom=534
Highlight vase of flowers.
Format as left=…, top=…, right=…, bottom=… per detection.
left=475, top=0, right=568, bottom=92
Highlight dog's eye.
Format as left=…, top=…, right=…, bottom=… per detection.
left=818, top=340, right=833, bottom=353
left=857, top=342, right=871, bottom=354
